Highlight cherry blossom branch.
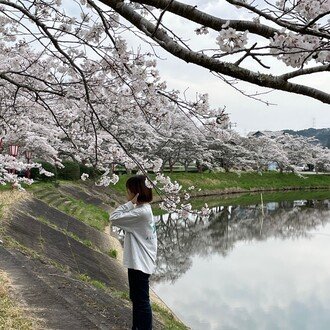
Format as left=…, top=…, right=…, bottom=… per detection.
left=97, top=0, right=330, bottom=104
left=115, top=0, right=277, bottom=38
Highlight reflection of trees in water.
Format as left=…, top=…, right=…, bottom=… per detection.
left=153, top=199, right=330, bottom=284
left=152, top=214, right=200, bottom=283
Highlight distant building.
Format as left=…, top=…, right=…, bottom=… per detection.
left=247, top=130, right=284, bottom=139
left=268, top=162, right=278, bottom=171
left=266, top=202, right=279, bottom=211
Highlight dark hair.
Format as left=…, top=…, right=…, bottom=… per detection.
left=126, top=175, right=153, bottom=203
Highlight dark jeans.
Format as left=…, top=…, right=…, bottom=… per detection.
left=128, top=268, right=152, bottom=330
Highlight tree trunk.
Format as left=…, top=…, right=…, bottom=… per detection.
left=169, top=158, right=173, bottom=173
left=184, top=161, right=189, bottom=172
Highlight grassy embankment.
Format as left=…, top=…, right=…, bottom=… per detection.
left=0, top=182, right=190, bottom=329
left=0, top=187, right=188, bottom=329
left=27, top=182, right=109, bottom=231
left=76, top=274, right=187, bottom=330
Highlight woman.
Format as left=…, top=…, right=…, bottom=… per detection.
left=110, top=175, right=157, bottom=330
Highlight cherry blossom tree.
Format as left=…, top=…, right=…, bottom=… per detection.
left=274, top=133, right=330, bottom=172
left=243, top=135, right=290, bottom=172
left=0, top=1, right=222, bottom=199
left=206, top=130, right=252, bottom=172
left=153, top=108, right=208, bottom=172
left=0, top=1, right=329, bottom=213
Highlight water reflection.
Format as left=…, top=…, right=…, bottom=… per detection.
left=152, top=197, right=330, bottom=330
left=154, top=198, right=330, bottom=284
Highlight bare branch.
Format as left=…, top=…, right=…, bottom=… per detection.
left=280, top=64, right=330, bottom=80
left=151, top=0, right=175, bottom=37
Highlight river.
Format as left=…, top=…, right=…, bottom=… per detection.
left=151, top=193, right=330, bottom=330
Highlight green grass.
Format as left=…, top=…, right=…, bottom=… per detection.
left=25, top=181, right=56, bottom=191
left=77, top=275, right=130, bottom=303
left=163, top=172, right=330, bottom=191
left=110, top=175, right=130, bottom=195
left=107, top=249, right=118, bottom=259
left=77, top=273, right=107, bottom=290
left=68, top=232, right=93, bottom=248
left=0, top=185, right=11, bottom=191
left=30, top=183, right=109, bottom=231
left=152, top=303, right=188, bottom=330
left=111, top=290, right=130, bottom=301
left=189, top=189, right=330, bottom=209
left=90, top=279, right=107, bottom=290
left=36, top=215, right=58, bottom=229
left=56, top=196, right=109, bottom=231
left=112, top=171, right=330, bottom=196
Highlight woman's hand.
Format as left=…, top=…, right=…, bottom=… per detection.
left=130, top=193, right=139, bottom=204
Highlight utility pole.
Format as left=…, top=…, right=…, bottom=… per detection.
left=228, top=122, right=237, bottom=130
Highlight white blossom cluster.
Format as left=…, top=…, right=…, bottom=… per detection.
left=0, top=1, right=222, bottom=194
left=276, top=0, right=330, bottom=21
left=152, top=159, right=163, bottom=173
left=0, top=155, right=54, bottom=190
left=95, top=169, right=119, bottom=187
left=81, top=173, right=89, bottom=181
left=191, top=0, right=329, bottom=71
left=152, top=172, right=211, bottom=218
left=216, top=25, right=248, bottom=53
left=270, top=31, right=330, bottom=67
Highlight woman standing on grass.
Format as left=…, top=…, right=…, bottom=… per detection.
left=110, top=175, right=157, bottom=330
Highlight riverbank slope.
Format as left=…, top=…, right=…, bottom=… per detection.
left=0, top=184, right=187, bottom=329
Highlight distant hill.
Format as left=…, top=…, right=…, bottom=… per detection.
left=283, top=128, right=330, bottom=148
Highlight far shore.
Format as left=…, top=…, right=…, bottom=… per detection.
left=111, top=171, right=330, bottom=196
left=108, top=171, right=330, bottom=214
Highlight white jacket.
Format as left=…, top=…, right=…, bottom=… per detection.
left=110, top=201, right=157, bottom=274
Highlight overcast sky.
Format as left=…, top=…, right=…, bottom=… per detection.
left=122, top=0, right=330, bottom=135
